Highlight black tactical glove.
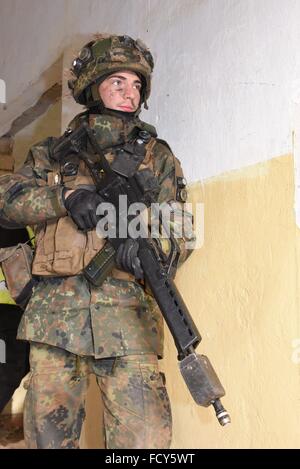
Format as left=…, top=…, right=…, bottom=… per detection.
left=64, top=188, right=103, bottom=231
left=115, top=238, right=144, bottom=280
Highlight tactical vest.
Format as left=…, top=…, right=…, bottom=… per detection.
left=32, top=134, right=157, bottom=280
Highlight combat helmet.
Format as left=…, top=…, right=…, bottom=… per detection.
left=68, top=34, right=154, bottom=109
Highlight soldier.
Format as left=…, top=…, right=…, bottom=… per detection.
left=0, top=34, right=195, bottom=449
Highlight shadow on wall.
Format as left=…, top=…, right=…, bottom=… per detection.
left=13, top=98, right=62, bottom=169
left=0, top=55, right=64, bottom=138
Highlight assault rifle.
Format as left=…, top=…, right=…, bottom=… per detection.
left=51, top=122, right=231, bottom=426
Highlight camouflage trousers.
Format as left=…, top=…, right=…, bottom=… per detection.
left=23, top=343, right=172, bottom=449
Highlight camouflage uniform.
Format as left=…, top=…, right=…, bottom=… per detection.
left=24, top=344, right=172, bottom=449
left=0, top=36, right=195, bottom=449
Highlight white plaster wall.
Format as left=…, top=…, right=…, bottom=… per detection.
left=0, top=0, right=65, bottom=101
left=0, top=0, right=66, bottom=135
left=3, top=0, right=300, bottom=182
left=67, top=0, right=295, bottom=181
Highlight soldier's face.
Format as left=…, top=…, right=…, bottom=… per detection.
left=98, top=71, right=142, bottom=112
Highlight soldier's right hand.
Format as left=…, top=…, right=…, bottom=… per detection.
left=63, top=188, right=103, bottom=231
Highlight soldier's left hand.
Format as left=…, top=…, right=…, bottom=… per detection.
left=115, top=239, right=144, bottom=280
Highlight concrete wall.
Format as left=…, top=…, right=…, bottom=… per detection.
left=1, top=0, right=300, bottom=448
left=0, top=0, right=65, bottom=136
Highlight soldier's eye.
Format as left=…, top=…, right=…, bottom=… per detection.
left=111, top=79, right=123, bottom=87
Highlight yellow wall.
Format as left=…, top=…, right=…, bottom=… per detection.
left=81, top=153, right=300, bottom=448
left=163, top=154, right=300, bottom=448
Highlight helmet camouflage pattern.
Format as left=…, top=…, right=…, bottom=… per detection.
left=68, top=34, right=154, bottom=108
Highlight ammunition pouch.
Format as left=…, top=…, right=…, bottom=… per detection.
left=0, top=243, right=34, bottom=309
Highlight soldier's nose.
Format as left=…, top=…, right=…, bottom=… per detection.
left=123, top=84, right=135, bottom=99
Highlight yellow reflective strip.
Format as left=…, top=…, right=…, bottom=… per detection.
left=0, top=290, right=16, bottom=305
left=26, top=226, right=35, bottom=246
left=0, top=267, right=5, bottom=282
left=0, top=267, right=16, bottom=305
